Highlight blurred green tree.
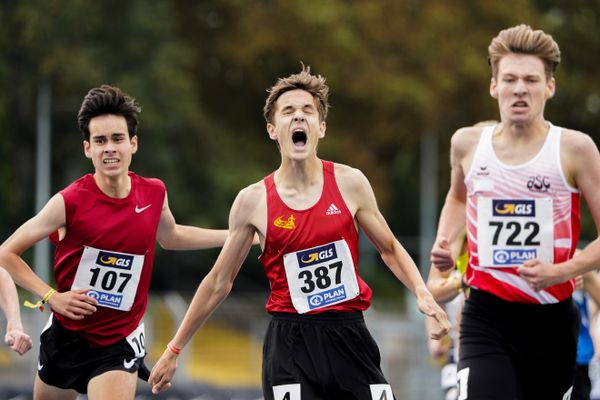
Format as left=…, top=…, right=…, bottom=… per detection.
left=1, top=0, right=598, bottom=296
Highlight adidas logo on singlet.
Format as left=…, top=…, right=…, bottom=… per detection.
left=325, top=203, right=342, bottom=215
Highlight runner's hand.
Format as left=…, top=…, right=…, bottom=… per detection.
left=430, top=237, right=455, bottom=272
left=47, top=289, right=97, bottom=320
left=417, top=287, right=451, bottom=340
left=149, top=348, right=178, bottom=394
left=518, top=259, right=566, bottom=291
left=4, top=326, right=32, bottom=355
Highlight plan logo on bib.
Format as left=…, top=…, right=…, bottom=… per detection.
left=87, top=289, right=123, bottom=308
left=493, top=249, right=537, bottom=265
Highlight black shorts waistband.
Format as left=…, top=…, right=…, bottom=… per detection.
left=49, top=316, right=84, bottom=340
left=468, top=288, right=573, bottom=312
left=270, top=311, right=364, bottom=324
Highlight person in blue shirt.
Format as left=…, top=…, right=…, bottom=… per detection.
left=574, top=270, right=600, bottom=400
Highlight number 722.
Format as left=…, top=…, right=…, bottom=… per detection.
left=488, top=221, right=540, bottom=246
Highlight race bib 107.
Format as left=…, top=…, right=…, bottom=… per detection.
left=71, top=246, right=144, bottom=311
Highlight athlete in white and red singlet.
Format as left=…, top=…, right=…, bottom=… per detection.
left=464, top=123, right=579, bottom=304
left=430, top=25, right=600, bottom=400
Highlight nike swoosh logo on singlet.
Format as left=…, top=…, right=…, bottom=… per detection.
left=123, top=358, right=137, bottom=369
left=135, top=204, right=152, bottom=213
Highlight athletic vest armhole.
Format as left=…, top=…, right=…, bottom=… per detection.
left=323, top=161, right=356, bottom=227
left=322, top=159, right=333, bottom=180
left=553, top=125, right=580, bottom=193
left=464, top=125, right=495, bottom=183
left=322, top=160, right=339, bottom=201
left=262, top=172, right=276, bottom=252
left=263, top=172, right=275, bottom=192
left=60, top=181, right=81, bottom=230
left=53, top=192, right=69, bottom=242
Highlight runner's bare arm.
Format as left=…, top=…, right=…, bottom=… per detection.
left=427, top=229, right=467, bottom=303
left=337, top=165, right=450, bottom=339
left=563, top=132, right=600, bottom=276
left=149, top=183, right=261, bottom=394
left=0, top=267, right=32, bottom=355
left=156, top=192, right=229, bottom=250
left=519, top=131, right=600, bottom=289
left=583, top=270, right=600, bottom=307
left=0, top=194, right=97, bottom=319
left=431, top=128, right=479, bottom=271
left=427, top=265, right=462, bottom=304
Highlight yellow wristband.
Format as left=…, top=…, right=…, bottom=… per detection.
left=24, top=288, right=57, bottom=311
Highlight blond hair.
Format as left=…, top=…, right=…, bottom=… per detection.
left=488, top=24, right=560, bottom=80
left=263, top=64, right=330, bottom=124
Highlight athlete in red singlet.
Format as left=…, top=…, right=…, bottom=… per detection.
left=0, top=85, right=229, bottom=400
left=430, top=25, right=600, bottom=399
left=149, top=65, right=450, bottom=400
left=260, top=160, right=372, bottom=314
left=53, top=172, right=166, bottom=346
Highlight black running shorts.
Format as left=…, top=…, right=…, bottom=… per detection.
left=37, top=316, right=150, bottom=394
left=457, top=289, right=578, bottom=400
left=262, top=311, right=395, bottom=400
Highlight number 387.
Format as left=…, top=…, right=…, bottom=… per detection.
left=298, top=261, right=342, bottom=294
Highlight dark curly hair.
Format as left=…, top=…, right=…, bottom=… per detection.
left=77, top=84, right=141, bottom=141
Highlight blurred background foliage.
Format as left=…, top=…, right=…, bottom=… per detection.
left=1, top=0, right=599, bottom=299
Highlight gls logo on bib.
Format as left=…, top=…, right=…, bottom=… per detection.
left=493, top=199, right=535, bottom=217
left=296, top=243, right=337, bottom=267
left=96, top=251, right=133, bottom=269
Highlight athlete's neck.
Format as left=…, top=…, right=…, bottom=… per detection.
left=276, top=157, right=323, bottom=190
left=93, top=172, right=131, bottom=199
left=274, top=158, right=324, bottom=210
left=496, top=119, right=550, bottom=143
left=492, top=120, right=550, bottom=166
